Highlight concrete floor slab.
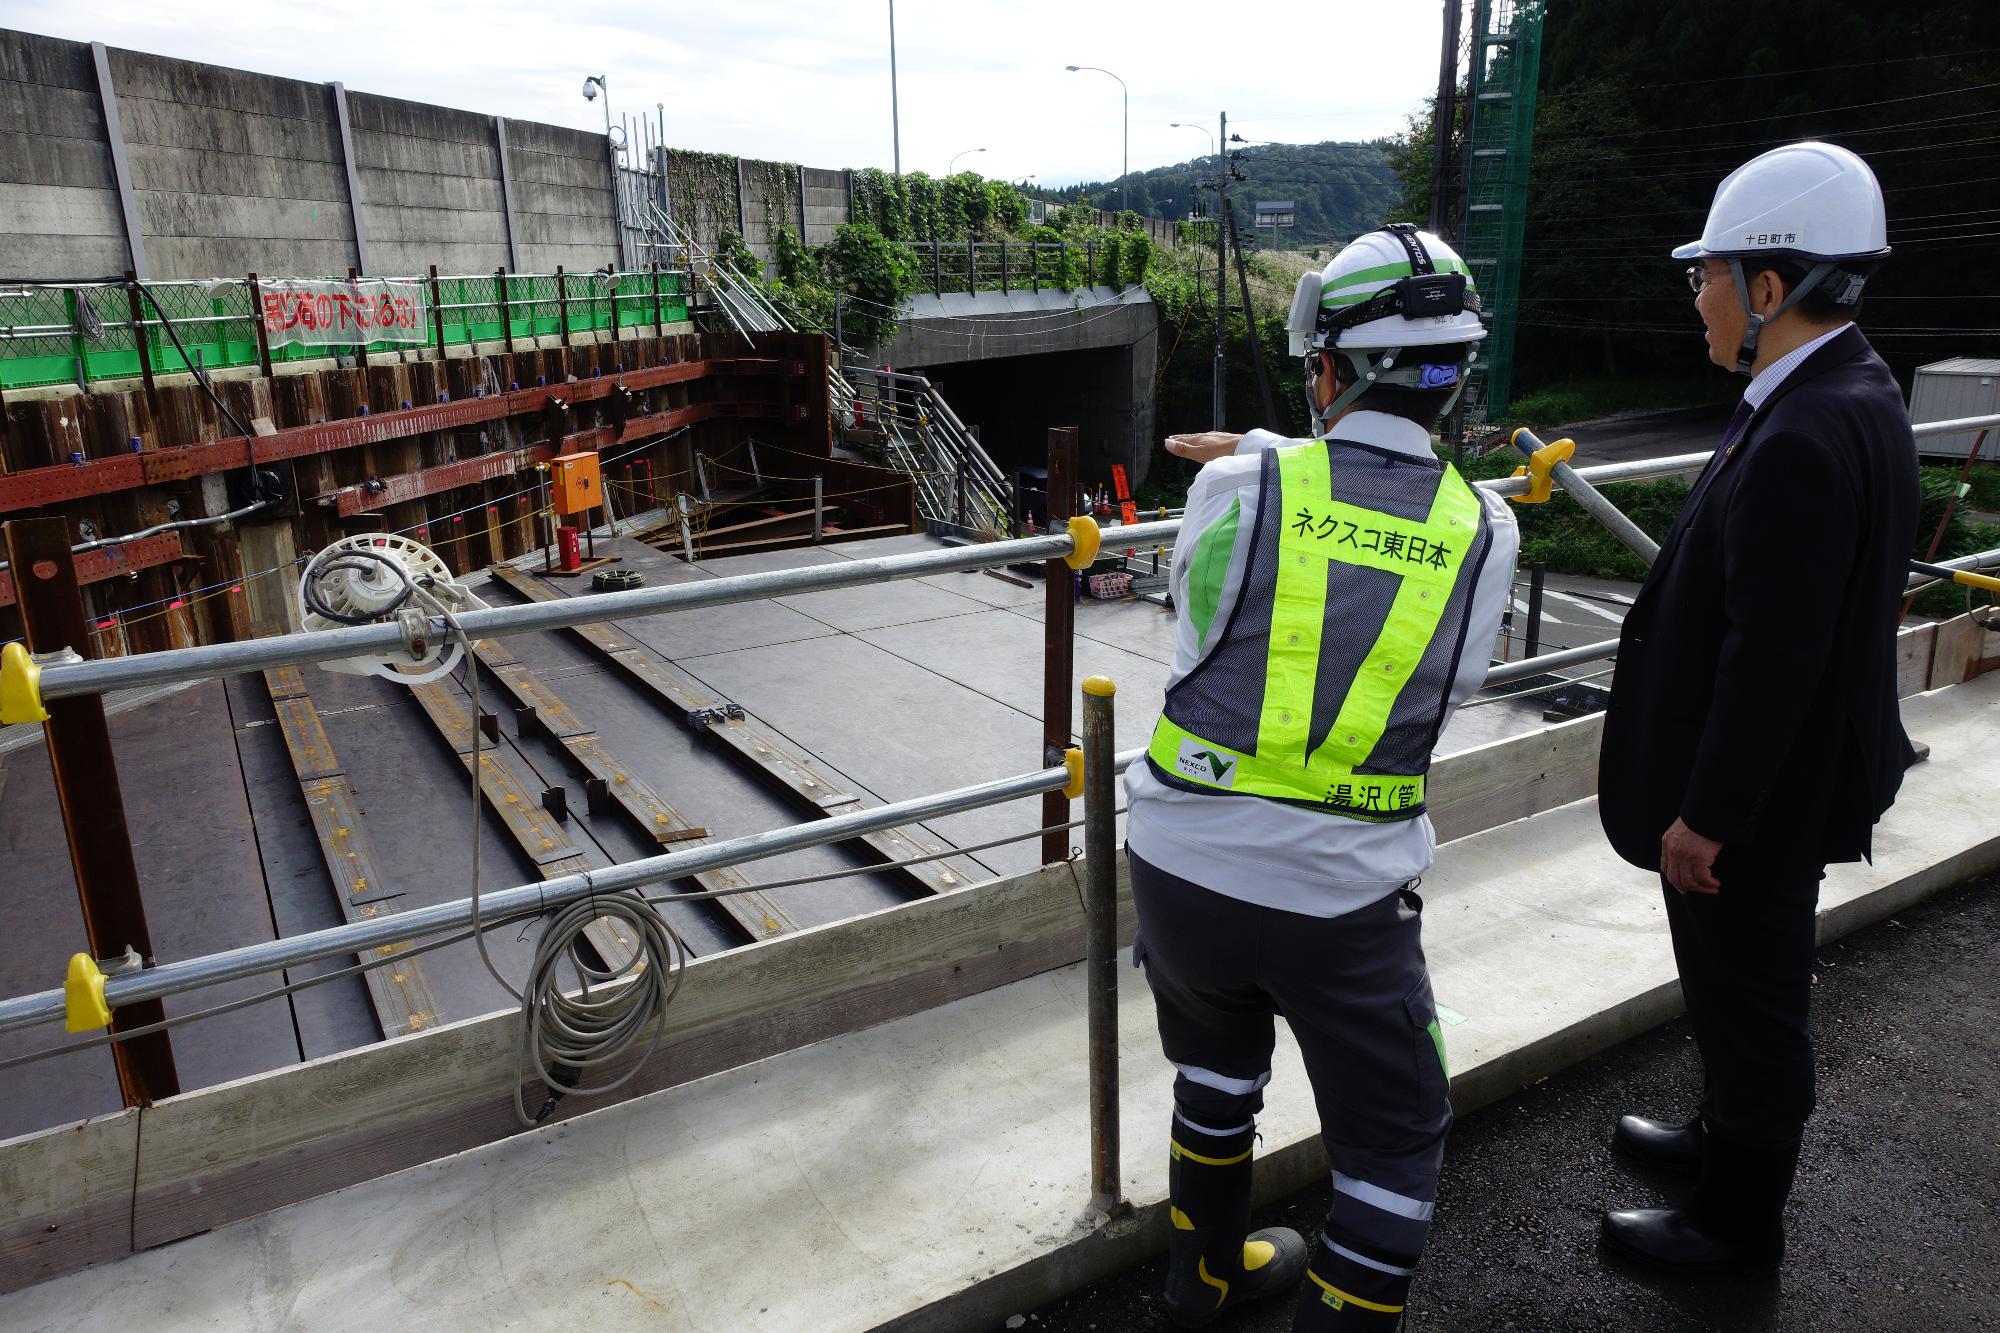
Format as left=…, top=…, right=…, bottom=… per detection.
left=10, top=678, right=1989, bottom=1331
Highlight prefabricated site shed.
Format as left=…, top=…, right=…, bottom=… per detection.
left=1910, top=357, right=2000, bottom=460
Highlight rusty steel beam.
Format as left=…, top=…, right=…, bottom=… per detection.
left=0, top=531, right=184, bottom=608
left=2, top=517, right=179, bottom=1106
left=316, top=400, right=756, bottom=518
left=0, top=357, right=790, bottom=513
left=262, top=664, right=443, bottom=1038
left=467, top=637, right=801, bottom=941
left=406, top=679, right=638, bottom=970
left=489, top=564, right=982, bottom=894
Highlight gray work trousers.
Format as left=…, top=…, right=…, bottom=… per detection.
left=1130, top=847, right=1451, bottom=1285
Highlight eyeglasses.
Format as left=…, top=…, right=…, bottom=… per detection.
left=1685, top=265, right=1724, bottom=296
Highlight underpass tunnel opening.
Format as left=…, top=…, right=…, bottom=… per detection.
left=904, top=345, right=1152, bottom=512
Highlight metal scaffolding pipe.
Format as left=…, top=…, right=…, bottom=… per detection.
left=0, top=763, right=1071, bottom=1037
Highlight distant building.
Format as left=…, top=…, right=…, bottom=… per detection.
left=1254, top=200, right=1296, bottom=230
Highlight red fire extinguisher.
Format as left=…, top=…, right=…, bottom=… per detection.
left=557, top=525, right=582, bottom=572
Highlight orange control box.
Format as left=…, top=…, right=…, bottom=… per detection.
left=549, top=450, right=602, bottom=516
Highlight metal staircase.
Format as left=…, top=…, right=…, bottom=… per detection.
left=634, top=203, right=1012, bottom=530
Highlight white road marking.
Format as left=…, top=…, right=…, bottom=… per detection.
left=1546, top=590, right=1627, bottom=624
left=1512, top=596, right=1563, bottom=624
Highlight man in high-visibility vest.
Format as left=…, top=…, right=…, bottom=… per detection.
left=1127, top=224, right=1518, bottom=1329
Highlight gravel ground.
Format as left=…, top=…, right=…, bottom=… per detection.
left=1003, top=872, right=1999, bottom=1332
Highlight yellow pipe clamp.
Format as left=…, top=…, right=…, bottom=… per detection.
left=1062, top=515, right=1102, bottom=570
left=1, top=641, right=50, bottom=725
left=1508, top=429, right=1576, bottom=505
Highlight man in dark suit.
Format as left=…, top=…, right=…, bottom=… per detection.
left=1596, top=142, right=1919, bottom=1273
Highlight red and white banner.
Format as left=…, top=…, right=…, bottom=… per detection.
left=260, top=278, right=428, bottom=347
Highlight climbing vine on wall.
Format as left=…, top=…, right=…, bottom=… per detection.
left=666, top=150, right=741, bottom=249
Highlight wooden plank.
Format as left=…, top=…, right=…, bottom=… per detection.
left=260, top=665, right=444, bottom=1040
left=467, top=638, right=800, bottom=942
left=1428, top=712, right=1605, bottom=844
left=1897, top=621, right=1938, bottom=699
left=0, top=1109, right=140, bottom=1295
left=489, top=563, right=983, bottom=893
left=1928, top=612, right=1985, bottom=691
left=405, top=680, right=639, bottom=970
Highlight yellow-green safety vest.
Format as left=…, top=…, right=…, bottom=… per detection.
left=1147, top=439, right=1487, bottom=821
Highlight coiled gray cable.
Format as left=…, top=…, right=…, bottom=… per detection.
left=425, top=587, right=688, bottom=1127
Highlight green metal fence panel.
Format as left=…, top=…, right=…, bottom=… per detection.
left=0, top=269, right=695, bottom=392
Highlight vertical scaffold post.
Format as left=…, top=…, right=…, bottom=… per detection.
left=1041, top=426, right=1079, bottom=865
left=3, top=517, right=180, bottom=1107
left=122, top=272, right=158, bottom=413
left=428, top=265, right=446, bottom=361
left=1080, top=674, right=1121, bottom=1218
left=247, top=272, right=274, bottom=379
left=1525, top=561, right=1545, bottom=659
left=497, top=267, right=514, bottom=355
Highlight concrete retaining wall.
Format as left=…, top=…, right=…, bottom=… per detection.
left=0, top=32, right=128, bottom=276
left=0, top=29, right=1174, bottom=285
left=802, top=167, right=848, bottom=248
left=111, top=48, right=357, bottom=279
left=347, top=92, right=511, bottom=276
left=0, top=30, right=619, bottom=280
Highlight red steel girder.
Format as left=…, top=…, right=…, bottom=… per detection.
left=0, top=356, right=790, bottom=514
left=319, top=401, right=778, bottom=517
left=0, top=531, right=186, bottom=608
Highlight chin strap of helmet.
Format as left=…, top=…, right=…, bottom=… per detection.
left=1726, top=257, right=1838, bottom=376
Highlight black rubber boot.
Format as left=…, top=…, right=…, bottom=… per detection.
left=1290, top=1231, right=1412, bottom=1329
left=1162, top=1116, right=1308, bottom=1328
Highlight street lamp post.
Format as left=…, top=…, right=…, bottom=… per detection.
left=948, top=147, right=988, bottom=175
left=1170, top=121, right=1216, bottom=223
left=1065, top=65, right=1128, bottom=214
left=888, top=1, right=902, bottom=178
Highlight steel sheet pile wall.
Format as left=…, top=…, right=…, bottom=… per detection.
left=0, top=328, right=846, bottom=659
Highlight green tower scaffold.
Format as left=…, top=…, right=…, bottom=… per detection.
left=1459, top=0, right=1544, bottom=421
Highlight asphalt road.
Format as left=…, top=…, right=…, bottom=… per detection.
left=1554, top=404, right=1735, bottom=469
left=1004, top=872, right=2000, bottom=1333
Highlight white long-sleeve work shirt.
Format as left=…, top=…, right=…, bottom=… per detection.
left=1124, top=411, right=1520, bottom=918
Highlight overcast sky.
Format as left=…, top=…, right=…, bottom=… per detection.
left=4, top=1, right=1443, bottom=187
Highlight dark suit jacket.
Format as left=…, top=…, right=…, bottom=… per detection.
left=1598, top=326, right=1919, bottom=871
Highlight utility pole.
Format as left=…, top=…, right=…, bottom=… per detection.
left=1224, top=191, right=1278, bottom=428
left=1212, top=110, right=1228, bottom=432
left=1429, top=0, right=1463, bottom=237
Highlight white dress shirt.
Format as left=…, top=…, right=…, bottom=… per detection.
left=1124, top=411, right=1520, bottom=918
left=1745, top=322, right=1852, bottom=411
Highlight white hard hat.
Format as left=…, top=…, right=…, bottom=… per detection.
left=1675, top=141, right=1889, bottom=375
left=1286, top=224, right=1488, bottom=357
left=1284, top=224, right=1485, bottom=438
left=1672, top=140, right=1890, bottom=263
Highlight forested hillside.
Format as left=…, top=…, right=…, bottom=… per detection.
left=1431, top=0, right=1998, bottom=387
left=1045, top=141, right=1400, bottom=245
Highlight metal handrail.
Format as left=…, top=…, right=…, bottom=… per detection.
left=0, top=761, right=1077, bottom=1036
left=27, top=454, right=1722, bottom=705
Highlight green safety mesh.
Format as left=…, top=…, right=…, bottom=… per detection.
left=0, top=269, right=689, bottom=392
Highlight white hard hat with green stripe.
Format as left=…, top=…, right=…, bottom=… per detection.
left=1287, top=224, right=1487, bottom=355
left=1286, top=224, right=1486, bottom=436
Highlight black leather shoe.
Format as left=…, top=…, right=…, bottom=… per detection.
left=1613, top=1114, right=1704, bottom=1170
left=1601, top=1207, right=1782, bottom=1274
